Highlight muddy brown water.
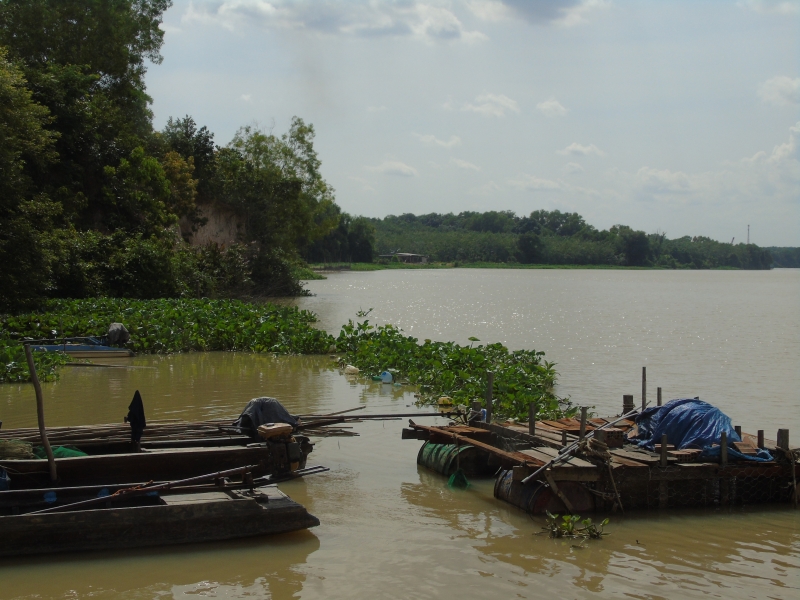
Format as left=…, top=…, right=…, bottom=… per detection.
left=1, top=269, right=798, bottom=598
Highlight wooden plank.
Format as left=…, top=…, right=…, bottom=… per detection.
left=412, top=423, right=545, bottom=467
left=520, top=448, right=570, bottom=465
left=529, top=445, right=596, bottom=468
left=609, top=454, right=650, bottom=468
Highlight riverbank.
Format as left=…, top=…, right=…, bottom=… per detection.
left=312, top=262, right=742, bottom=272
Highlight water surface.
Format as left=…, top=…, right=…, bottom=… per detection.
left=1, top=268, right=798, bottom=598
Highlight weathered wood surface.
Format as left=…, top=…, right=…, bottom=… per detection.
left=0, top=446, right=276, bottom=487
left=0, top=486, right=319, bottom=557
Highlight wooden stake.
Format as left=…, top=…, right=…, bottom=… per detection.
left=579, top=407, right=588, bottom=441
left=623, top=394, right=634, bottom=414
left=528, top=403, right=536, bottom=436
left=777, top=429, right=789, bottom=450
left=734, top=425, right=742, bottom=439
left=485, top=371, right=494, bottom=424
left=23, top=344, right=57, bottom=482
left=660, top=434, right=668, bottom=467
left=642, top=367, right=647, bottom=411
left=657, top=387, right=662, bottom=407
left=757, top=430, right=764, bottom=449
left=720, top=431, right=728, bottom=466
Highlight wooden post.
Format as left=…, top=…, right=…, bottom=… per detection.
left=720, top=431, right=729, bottom=505
left=23, top=344, right=57, bottom=482
left=485, top=371, right=494, bottom=424
left=561, top=430, right=568, bottom=446
left=657, top=387, right=662, bottom=407
left=734, top=425, right=742, bottom=439
left=623, top=394, right=634, bottom=414
left=777, top=429, right=789, bottom=450
left=579, top=407, right=588, bottom=442
left=658, top=432, right=668, bottom=508
left=595, top=429, right=606, bottom=444
left=642, top=367, right=647, bottom=411
left=757, top=430, right=765, bottom=449
left=720, top=431, right=728, bottom=466
left=528, top=403, right=536, bottom=436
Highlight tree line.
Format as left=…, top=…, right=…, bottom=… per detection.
left=0, top=0, right=374, bottom=311
left=370, top=211, right=776, bottom=269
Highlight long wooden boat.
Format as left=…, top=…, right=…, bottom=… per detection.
left=27, top=337, right=134, bottom=358
left=0, top=477, right=320, bottom=556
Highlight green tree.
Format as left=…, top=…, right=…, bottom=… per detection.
left=0, top=46, right=59, bottom=309
left=0, top=0, right=172, bottom=232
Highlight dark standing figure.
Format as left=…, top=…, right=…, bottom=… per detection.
left=126, top=390, right=147, bottom=451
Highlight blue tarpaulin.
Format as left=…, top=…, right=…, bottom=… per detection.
left=631, top=398, right=773, bottom=462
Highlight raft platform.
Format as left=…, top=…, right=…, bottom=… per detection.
left=404, top=409, right=800, bottom=514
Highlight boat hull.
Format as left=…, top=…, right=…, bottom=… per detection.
left=0, top=486, right=319, bottom=557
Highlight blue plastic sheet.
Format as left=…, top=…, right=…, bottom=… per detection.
left=631, top=398, right=773, bottom=462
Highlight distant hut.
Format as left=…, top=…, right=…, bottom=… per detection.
left=379, top=252, right=428, bottom=264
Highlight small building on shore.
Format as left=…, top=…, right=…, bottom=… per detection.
left=379, top=252, right=428, bottom=264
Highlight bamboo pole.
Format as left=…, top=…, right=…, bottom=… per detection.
left=23, top=344, right=57, bottom=482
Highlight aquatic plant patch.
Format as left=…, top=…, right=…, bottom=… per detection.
left=0, top=298, right=336, bottom=383
left=336, top=319, right=575, bottom=422
left=0, top=341, right=70, bottom=384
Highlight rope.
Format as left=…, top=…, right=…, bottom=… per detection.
left=578, top=436, right=624, bottom=513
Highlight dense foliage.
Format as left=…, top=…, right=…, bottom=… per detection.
left=336, top=319, right=575, bottom=421
left=371, top=210, right=776, bottom=269
left=767, top=247, right=800, bottom=268
left=0, top=1, right=346, bottom=310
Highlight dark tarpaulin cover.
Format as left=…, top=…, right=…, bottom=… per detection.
left=233, top=397, right=298, bottom=440
left=631, top=398, right=773, bottom=461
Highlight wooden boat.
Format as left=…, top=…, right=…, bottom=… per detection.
left=0, top=467, right=321, bottom=556
left=27, top=336, right=134, bottom=358
left=0, top=405, right=360, bottom=489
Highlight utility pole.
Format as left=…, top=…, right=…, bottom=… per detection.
left=747, top=225, right=750, bottom=245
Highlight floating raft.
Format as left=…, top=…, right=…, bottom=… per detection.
left=405, top=417, right=800, bottom=514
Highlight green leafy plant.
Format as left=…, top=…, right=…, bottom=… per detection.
left=541, top=511, right=610, bottom=539
left=335, top=319, right=575, bottom=422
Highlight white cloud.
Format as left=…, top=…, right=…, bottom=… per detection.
left=758, top=76, right=800, bottom=106
left=557, top=142, right=605, bottom=157
left=739, top=1, right=800, bottom=15
left=366, top=161, right=419, bottom=177
left=469, top=180, right=503, bottom=195
left=240, top=94, right=252, bottom=102
left=367, top=105, right=388, bottom=112
left=485, top=0, right=608, bottom=27
left=636, top=167, right=692, bottom=194
left=348, top=176, right=375, bottom=192
left=536, top=98, right=568, bottom=117
left=463, top=93, right=520, bottom=117
left=183, top=1, right=487, bottom=42
left=508, top=174, right=562, bottom=191
left=563, top=162, right=584, bottom=174
left=450, top=158, right=480, bottom=171
left=743, top=121, right=800, bottom=164
left=465, top=1, right=511, bottom=22
left=414, top=133, right=461, bottom=148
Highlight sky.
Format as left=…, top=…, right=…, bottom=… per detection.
left=146, top=0, right=800, bottom=246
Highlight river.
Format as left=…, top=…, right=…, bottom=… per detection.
left=1, top=268, right=798, bottom=598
